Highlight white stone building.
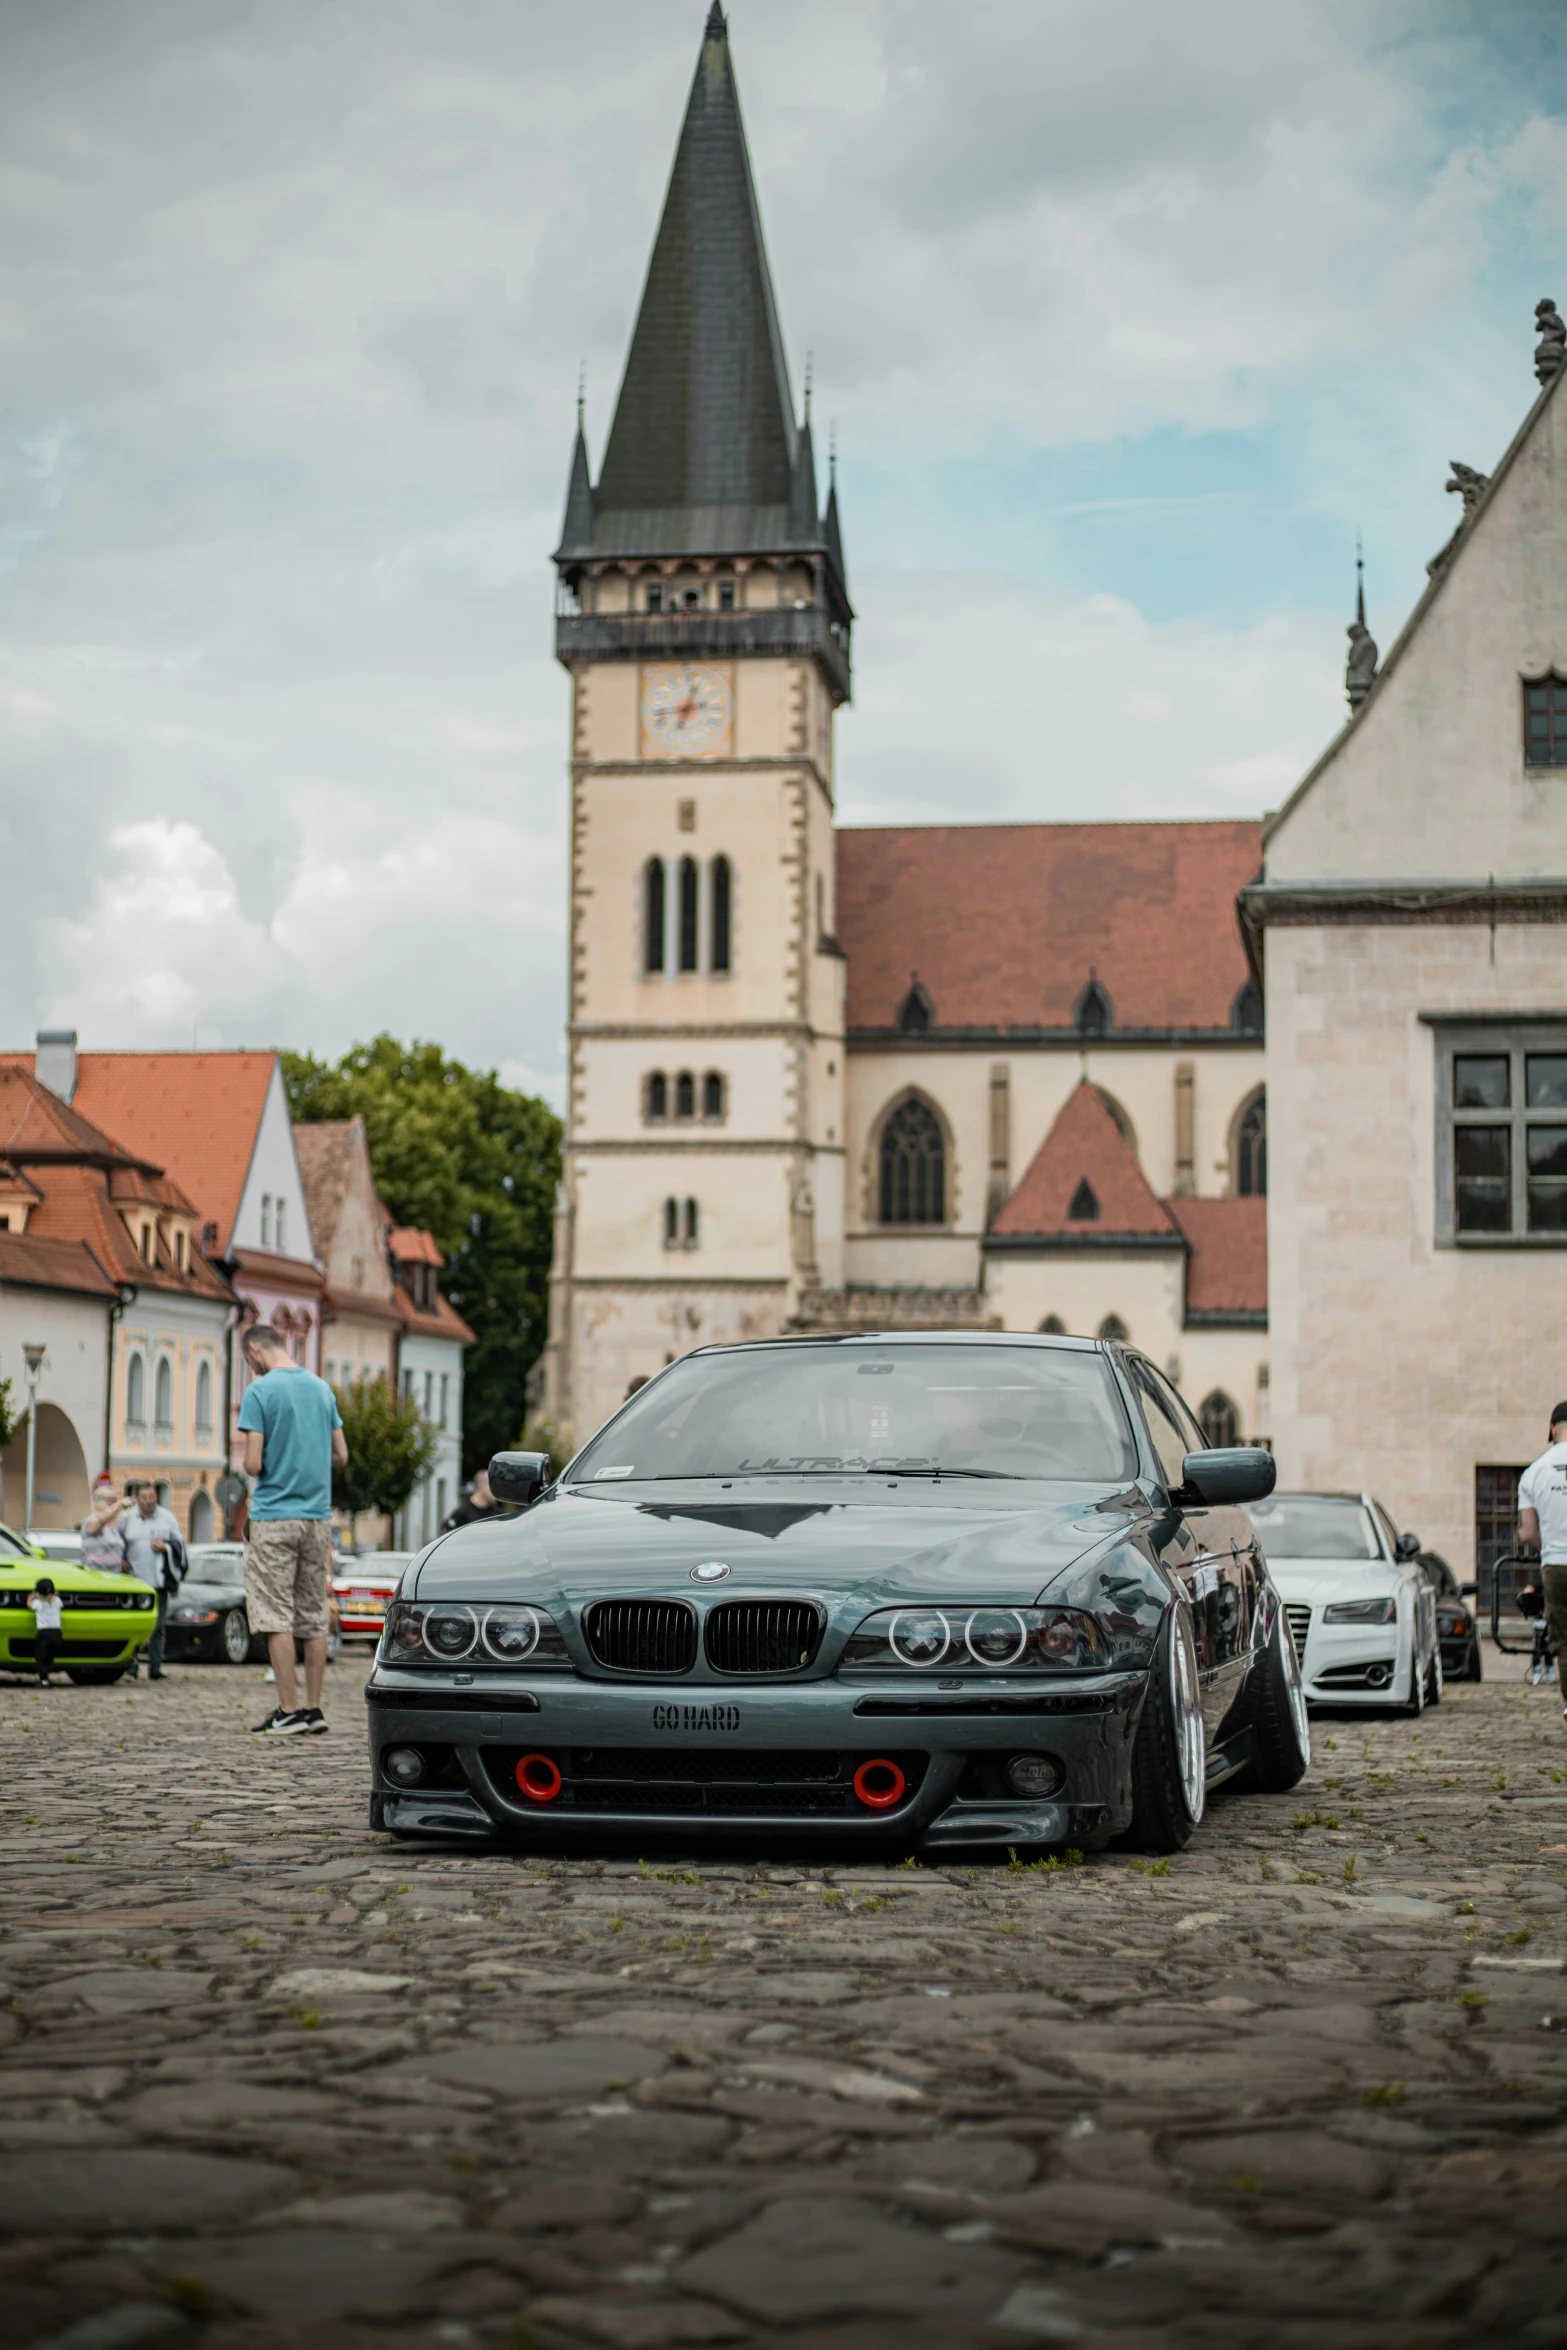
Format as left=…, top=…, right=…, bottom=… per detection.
left=1246, top=300, right=1567, bottom=1577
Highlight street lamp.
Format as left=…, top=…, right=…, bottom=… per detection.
left=22, top=1343, right=46, bottom=1537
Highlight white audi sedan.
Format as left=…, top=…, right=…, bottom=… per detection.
left=1248, top=1491, right=1442, bottom=1714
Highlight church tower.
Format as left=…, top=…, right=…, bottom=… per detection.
left=543, top=4, right=852, bottom=1441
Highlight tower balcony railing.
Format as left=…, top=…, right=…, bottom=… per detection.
left=555, top=603, right=851, bottom=707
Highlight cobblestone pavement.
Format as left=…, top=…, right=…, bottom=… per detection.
left=5, top=1650, right=1567, bottom=2350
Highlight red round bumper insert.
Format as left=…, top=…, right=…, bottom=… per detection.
left=515, top=1752, right=563, bottom=1802
left=853, top=1758, right=906, bottom=1810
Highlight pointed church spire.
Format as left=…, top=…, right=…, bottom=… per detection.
left=1345, top=535, right=1377, bottom=712
left=557, top=402, right=595, bottom=557
left=822, top=427, right=847, bottom=590
left=594, top=6, right=798, bottom=528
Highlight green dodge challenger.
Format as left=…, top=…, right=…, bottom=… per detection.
left=0, top=1521, right=158, bottom=1683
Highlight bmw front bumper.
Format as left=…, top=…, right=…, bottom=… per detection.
left=364, top=1665, right=1146, bottom=1850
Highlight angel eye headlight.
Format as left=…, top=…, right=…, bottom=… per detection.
left=965, top=1608, right=1027, bottom=1668
left=385, top=1602, right=427, bottom=1659
left=482, top=1604, right=541, bottom=1662
left=888, top=1608, right=951, bottom=1667
left=422, top=1603, right=477, bottom=1659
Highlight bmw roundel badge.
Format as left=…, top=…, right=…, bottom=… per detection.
left=691, top=1561, right=730, bottom=1582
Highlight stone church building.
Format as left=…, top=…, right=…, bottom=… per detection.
left=540, top=7, right=1566, bottom=1578
left=540, top=7, right=1268, bottom=1452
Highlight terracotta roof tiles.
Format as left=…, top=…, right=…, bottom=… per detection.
left=0, top=1230, right=119, bottom=1300
left=990, top=1084, right=1180, bottom=1241
left=838, top=820, right=1262, bottom=1033
left=1168, top=1196, right=1268, bottom=1317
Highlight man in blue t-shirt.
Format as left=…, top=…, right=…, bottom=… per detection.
left=237, top=1324, right=348, bottom=1738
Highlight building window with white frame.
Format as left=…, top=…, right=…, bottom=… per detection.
left=126, top=1353, right=146, bottom=1433
left=1431, top=1021, right=1567, bottom=1242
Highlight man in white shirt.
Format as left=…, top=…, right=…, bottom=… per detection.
left=120, top=1480, right=183, bottom=1681
left=1518, top=1403, right=1567, bottom=1714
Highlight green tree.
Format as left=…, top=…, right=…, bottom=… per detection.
left=0, top=1376, right=19, bottom=1457
left=284, top=1037, right=562, bottom=1477
left=332, top=1380, right=440, bottom=1520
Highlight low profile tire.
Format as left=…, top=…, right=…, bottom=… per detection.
left=1126, top=1604, right=1206, bottom=1853
left=1425, top=1651, right=1443, bottom=1706
left=221, top=1609, right=251, bottom=1666
left=1403, top=1648, right=1426, bottom=1717
left=1464, top=1642, right=1484, bottom=1683
left=1239, top=1596, right=1311, bottom=1793
left=65, top=1666, right=127, bottom=1686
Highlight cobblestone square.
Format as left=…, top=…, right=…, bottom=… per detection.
left=5, top=1653, right=1567, bottom=2349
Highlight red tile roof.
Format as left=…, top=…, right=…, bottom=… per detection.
left=837, top=820, right=1262, bottom=1032
left=1168, top=1196, right=1268, bottom=1316
left=0, top=1051, right=280, bottom=1252
left=0, top=1068, right=143, bottom=1168
left=388, top=1227, right=444, bottom=1267
left=397, top=1289, right=476, bottom=1346
left=991, top=1083, right=1180, bottom=1240
left=0, top=1229, right=119, bottom=1300
left=23, top=1163, right=232, bottom=1301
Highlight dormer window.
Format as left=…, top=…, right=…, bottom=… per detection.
left=897, top=980, right=934, bottom=1036
left=1067, top=1179, right=1099, bottom=1222
left=1524, top=673, right=1567, bottom=766
left=1075, top=980, right=1112, bottom=1037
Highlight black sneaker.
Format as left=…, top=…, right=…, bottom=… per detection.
left=252, top=1706, right=312, bottom=1736
left=301, top=1708, right=330, bottom=1735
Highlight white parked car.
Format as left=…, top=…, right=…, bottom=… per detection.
left=1248, top=1491, right=1442, bottom=1714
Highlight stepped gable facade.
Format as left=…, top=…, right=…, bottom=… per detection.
left=540, top=8, right=1270, bottom=1447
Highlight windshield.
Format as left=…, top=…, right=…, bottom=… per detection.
left=0, top=1524, right=35, bottom=1559
left=567, top=1343, right=1139, bottom=1484
left=1250, top=1496, right=1381, bottom=1560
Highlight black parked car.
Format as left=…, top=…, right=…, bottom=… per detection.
left=165, top=1543, right=342, bottom=1666
left=1420, top=1552, right=1483, bottom=1682
left=367, top=1333, right=1309, bottom=1855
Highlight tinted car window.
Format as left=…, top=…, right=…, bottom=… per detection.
left=1249, top=1497, right=1379, bottom=1559
left=568, top=1344, right=1139, bottom=1483
left=1126, top=1359, right=1192, bottom=1490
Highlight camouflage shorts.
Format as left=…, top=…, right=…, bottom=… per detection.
left=244, top=1518, right=333, bottom=1638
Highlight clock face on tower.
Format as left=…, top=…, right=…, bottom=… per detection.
left=641, top=663, right=734, bottom=761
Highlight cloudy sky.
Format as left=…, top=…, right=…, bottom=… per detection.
left=0, top=0, right=1560, bottom=1102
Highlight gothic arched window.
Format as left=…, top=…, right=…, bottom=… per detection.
left=646, top=1072, right=668, bottom=1121
left=154, top=1358, right=173, bottom=1430
left=195, top=1359, right=213, bottom=1434
left=1039, top=1315, right=1067, bottom=1335
left=675, top=1071, right=695, bottom=1120
left=703, top=1072, right=725, bottom=1120
left=1075, top=980, right=1112, bottom=1037
left=678, top=856, right=700, bottom=972
left=1236, top=1091, right=1267, bottom=1197
left=1097, top=1314, right=1129, bottom=1344
left=879, top=1098, right=946, bottom=1224
left=643, top=858, right=666, bottom=975
left=126, top=1354, right=145, bottom=1429
left=1199, top=1391, right=1240, bottom=1448
left=683, top=1198, right=699, bottom=1246
left=663, top=1197, right=679, bottom=1248
left=711, top=856, right=732, bottom=972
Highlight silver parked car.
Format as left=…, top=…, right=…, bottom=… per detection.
left=1249, top=1492, right=1442, bottom=1714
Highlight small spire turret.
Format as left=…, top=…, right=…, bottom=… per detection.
left=1346, top=537, right=1377, bottom=712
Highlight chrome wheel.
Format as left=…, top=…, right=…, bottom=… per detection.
left=1172, top=1606, right=1206, bottom=1823
left=221, top=1608, right=251, bottom=1666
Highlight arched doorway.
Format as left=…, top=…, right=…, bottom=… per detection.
left=188, top=1488, right=215, bottom=1544
left=0, top=1403, right=92, bottom=1530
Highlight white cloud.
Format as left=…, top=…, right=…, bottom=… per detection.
left=39, top=818, right=295, bottom=1045
left=840, top=574, right=1344, bottom=827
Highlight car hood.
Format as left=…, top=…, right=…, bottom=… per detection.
left=0, top=1565, right=157, bottom=1598
left=413, top=1478, right=1148, bottom=1610
left=175, top=1580, right=244, bottom=1607
left=1265, top=1557, right=1402, bottom=1606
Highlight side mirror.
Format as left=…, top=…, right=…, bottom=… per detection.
left=1395, top=1531, right=1422, bottom=1560
left=488, top=1451, right=551, bottom=1508
left=1179, top=1446, right=1277, bottom=1507
left=1459, top=1581, right=1478, bottom=1598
